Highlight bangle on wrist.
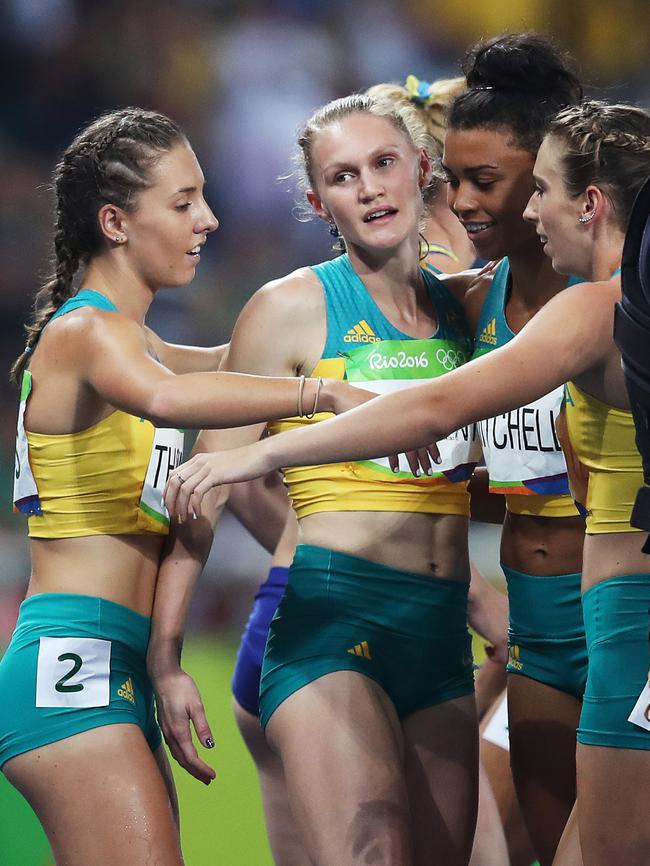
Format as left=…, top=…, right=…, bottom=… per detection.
left=296, top=374, right=306, bottom=417
left=304, top=376, right=323, bottom=419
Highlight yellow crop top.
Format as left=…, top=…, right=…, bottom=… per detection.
left=268, top=357, right=473, bottom=520
left=14, top=372, right=184, bottom=538
left=563, top=381, right=643, bottom=534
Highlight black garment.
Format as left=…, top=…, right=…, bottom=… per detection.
left=615, top=176, right=650, bottom=552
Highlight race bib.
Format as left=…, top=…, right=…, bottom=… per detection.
left=36, top=636, right=111, bottom=708
left=139, top=426, right=184, bottom=526
left=344, top=339, right=479, bottom=477
left=481, top=692, right=510, bottom=751
left=13, top=371, right=42, bottom=516
left=628, top=679, right=650, bottom=732
left=476, top=386, right=570, bottom=495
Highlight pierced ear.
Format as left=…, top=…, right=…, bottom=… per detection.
left=98, top=203, right=128, bottom=245
left=306, top=189, right=330, bottom=223
left=579, top=184, right=604, bottom=224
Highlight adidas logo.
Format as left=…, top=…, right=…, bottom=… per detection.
left=117, top=677, right=136, bottom=704
left=347, top=641, right=372, bottom=659
left=479, top=318, right=497, bottom=346
left=343, top=320, right=380, bottom=343
left=508, top=645, right=523, bottom=672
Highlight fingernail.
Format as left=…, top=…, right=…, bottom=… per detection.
left=177, top=515, right=184, bottom=525
left=426, top=467, right=433, bottom=476
left=392, top=466, right=399, bottom=473
left=414, top=468, right=420, bottom=477
left=192, top=511, right=198, bottom=520
left=434, top=456, right=442, bottom=465
left=205, top=737, right=214, bottom=748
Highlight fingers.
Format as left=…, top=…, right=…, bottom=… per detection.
left=160, top=700, right=216, bottom=786
left=165, top=456, right=211, bottom=521
left=390, top=446, right=442, bottom=477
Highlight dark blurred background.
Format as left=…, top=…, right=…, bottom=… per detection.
left=1, top=0, right=649, bottom=618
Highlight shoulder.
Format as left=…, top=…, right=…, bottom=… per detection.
left=39, top=303, right=145, bottom=360
left=228, top=266, right=327, bottom=374
left=459, top=269, right=495, bottom=332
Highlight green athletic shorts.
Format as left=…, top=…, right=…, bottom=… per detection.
left=504, top=565, right=588, bottom=699
left=259, top=544, right=475, bottom=729
left=578, top=573, right=650, bottom=750
left=0, top=593, right=161, bottom=768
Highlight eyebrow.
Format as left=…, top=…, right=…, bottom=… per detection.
left=171, top=186, right=198, bottom=197
left=324, top=144, right=402, bottom=173
left=441, top=161, right=500, bottom=173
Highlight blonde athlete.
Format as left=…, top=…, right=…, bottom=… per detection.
left=170, top=101, right=650, bottom=866
left=152, top=92, right=482, bottom=866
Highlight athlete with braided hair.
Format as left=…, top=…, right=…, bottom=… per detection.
left=171, top=99, right=650, bottom=866
left=0, top=106, right=367, bottom=866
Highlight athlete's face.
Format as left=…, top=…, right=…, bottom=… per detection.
left=524, top=136, right=588, bottom=277
left=117, top=143, right=218, bottom=291
left=442, top=127, right=538, bottom=260
left=306, top=113, right=429, bottom=255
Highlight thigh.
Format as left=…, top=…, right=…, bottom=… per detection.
left=403, top=694, right=479, bottom=866
left=266, top=670, right=412, bottom=866
left=4, top=724, right=183, bottom=866
left=234, top=699, right=311, bottom=866
left=480, top=694, right=535, bottom=866
left=508, top=674, right=581, bottom=866
left=577, top=743, right=650, bottom=866
left=468, top=761, right=510, bottom=866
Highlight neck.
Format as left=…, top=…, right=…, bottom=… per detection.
left=588, top=227, right=625, bottom=282
left=80, top=253, right=155, bottom=324
left=507, top=242, right=569, bottom=309
left=345, top=235, right=427, bottom=317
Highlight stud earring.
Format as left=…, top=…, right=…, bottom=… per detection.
left=577, top=212, right=595, bottom=224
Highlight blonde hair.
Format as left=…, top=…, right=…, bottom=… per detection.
left=294, top=93, right=433, bottom=206
left=367, top=76, right=466, bottom=158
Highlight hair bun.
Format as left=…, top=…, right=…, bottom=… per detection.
left=464, top=33, right=579, bottom=100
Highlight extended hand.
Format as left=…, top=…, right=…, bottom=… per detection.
left=165, top=443, right=271, bottom=522
left=153, top=667, right=216, bottom=785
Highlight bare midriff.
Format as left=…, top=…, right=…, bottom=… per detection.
left=298, top=510, right=470, bottom=583
left=27, top=534, right=164, bottom=617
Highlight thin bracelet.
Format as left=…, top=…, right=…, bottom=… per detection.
left=304, top=377, right=322, bottom=420
left=296, top=374, right=306, bottom=417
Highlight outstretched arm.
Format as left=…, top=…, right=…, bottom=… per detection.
left=165, top=280, right=616, bottom=518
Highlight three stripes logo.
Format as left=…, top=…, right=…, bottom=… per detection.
left=117, top=677, right=136, bottom=704
left=347, top=641, right=372, bottom=660
left=508, top=644, right=523, bottom=672
left=344, top=320, right=380, bottom=343
left=479, top=317, right=497, bottom=346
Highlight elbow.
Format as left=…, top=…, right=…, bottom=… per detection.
left=145, top=385, right=184, bottom=428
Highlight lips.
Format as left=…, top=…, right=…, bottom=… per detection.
left=462, top=221, right=496, bottom=236
left=363, top=208, right=398, bottom=223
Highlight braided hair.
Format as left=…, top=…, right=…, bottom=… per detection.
left=11, top=107, right=185, bottom=385
left=547, top=100, right=650, bottom=229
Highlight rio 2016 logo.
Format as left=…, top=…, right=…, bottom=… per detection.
left=368, top=351, right=429, bottom=371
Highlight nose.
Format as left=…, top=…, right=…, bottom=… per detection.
left=522, top=191, right=539, bottom=224
left=198, top=197, right=219, bottom=233
left=358, top=168, right=383, bottom=202
left=447, top=181, right=477, bottom=219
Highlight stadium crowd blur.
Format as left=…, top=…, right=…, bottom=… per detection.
left=1, top=0, right=649, bottom=642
